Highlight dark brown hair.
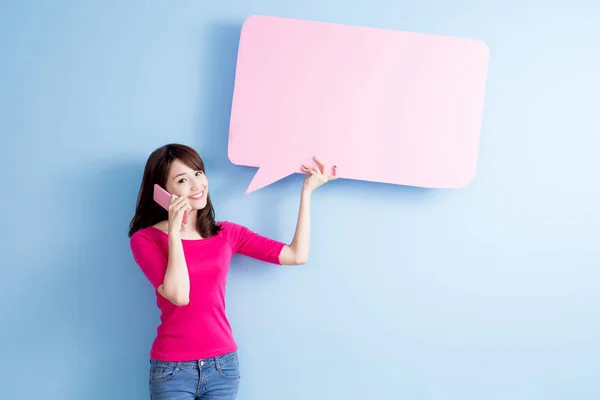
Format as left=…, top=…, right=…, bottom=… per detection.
left=128, top=143, right=221, bottom=238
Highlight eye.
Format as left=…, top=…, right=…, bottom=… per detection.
left=195, top=171, right=204, bottom=176
left=178, top=178, right=187, bottom=184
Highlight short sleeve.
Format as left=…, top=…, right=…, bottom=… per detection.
left=222, top=221, right=286, bottom=265
left=130, top=230, right=168, bottom=289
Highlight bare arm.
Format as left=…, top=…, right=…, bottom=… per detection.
left=158, top=232, right=190, bottom=306
left=279, top=157, right=337, bottom=265
left=158, top=194, right=192, bottom=306
left=280, top=187, right=312, bottom=265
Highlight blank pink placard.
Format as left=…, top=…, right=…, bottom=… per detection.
left=228, top=15, right=490, bottom=193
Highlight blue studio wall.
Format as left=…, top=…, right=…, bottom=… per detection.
left=1, top=1, right=599, bottom=399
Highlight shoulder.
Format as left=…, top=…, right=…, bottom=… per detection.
left=216, top=220, right=245, bottom=238
left=217, top=220, right=244, bottom=232
left=215, top=220, right=250, bottom=246
left=130, top=226, right=163, bottom=249
left=153, top=220, right=169, bottom=232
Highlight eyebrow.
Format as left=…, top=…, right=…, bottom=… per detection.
left=171, top=169, right=203, bottom=180
left=172, top=172, right=188, bottom=180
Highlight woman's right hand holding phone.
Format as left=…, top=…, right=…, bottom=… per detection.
left=168, top=194, right=191, bottom=234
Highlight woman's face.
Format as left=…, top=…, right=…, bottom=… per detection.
left=164, top=158, right=209, bottom=210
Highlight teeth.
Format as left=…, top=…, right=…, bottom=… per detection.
left=191, top=192, right=203, bottom=199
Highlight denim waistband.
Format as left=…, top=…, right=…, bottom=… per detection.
left=150, top=351, right=237, bottom=369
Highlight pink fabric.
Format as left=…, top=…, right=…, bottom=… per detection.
left=130, top=221, right=285, bottom=361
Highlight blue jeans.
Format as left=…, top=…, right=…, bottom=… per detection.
left=149, top=351, right=240, bottom=399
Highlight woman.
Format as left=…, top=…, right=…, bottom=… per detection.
left=128, top=143, right=337, bottom=399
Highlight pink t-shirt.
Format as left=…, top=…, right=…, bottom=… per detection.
left=130, top=221, right=285, bottom=361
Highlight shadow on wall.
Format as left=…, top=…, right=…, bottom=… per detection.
left=194, top=21, right=244, bottom=181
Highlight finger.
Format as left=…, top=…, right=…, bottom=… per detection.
left=169, top=194, right=185, bottom=204
left=171, top=200, right=186, bottom=215
left=308, top=166, right=320, bottom=175
left=328, top=165, right=339, bottom=180
left=302, top=165, right=317, bottom=175
left=169, top=196, right=185, bottom=211
left=315, top=157, right=328, bottom=174
left=177, top=200, right=191, bottom=212
left=313, top=156, right=325, bottom=168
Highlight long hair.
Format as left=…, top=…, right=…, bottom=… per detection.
left=128, top=143, right=221, bottom=238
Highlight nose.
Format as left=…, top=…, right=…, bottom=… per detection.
left=191, top=176, right=204, bottom=191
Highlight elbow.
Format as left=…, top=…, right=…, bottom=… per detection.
left=280, top=245, right=308, bottom=265
left=294, top=255, right=308, bottom=265
left=171, top=295, right=190, bottom=306
left=159, top=285, right=190, bottom=306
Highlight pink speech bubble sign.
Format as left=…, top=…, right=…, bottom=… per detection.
left=228, top=15, right=489, bottom=193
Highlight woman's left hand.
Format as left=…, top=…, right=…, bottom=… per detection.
left=301, top=156, right=338, bottom=193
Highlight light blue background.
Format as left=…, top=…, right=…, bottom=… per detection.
left=1, top=1, right=599, bottom=399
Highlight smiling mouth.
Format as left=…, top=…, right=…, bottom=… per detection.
left=190, top=191, right=204, bottom=200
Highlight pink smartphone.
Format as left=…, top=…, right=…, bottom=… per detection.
left=153, top=184, right=189, bottom=224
